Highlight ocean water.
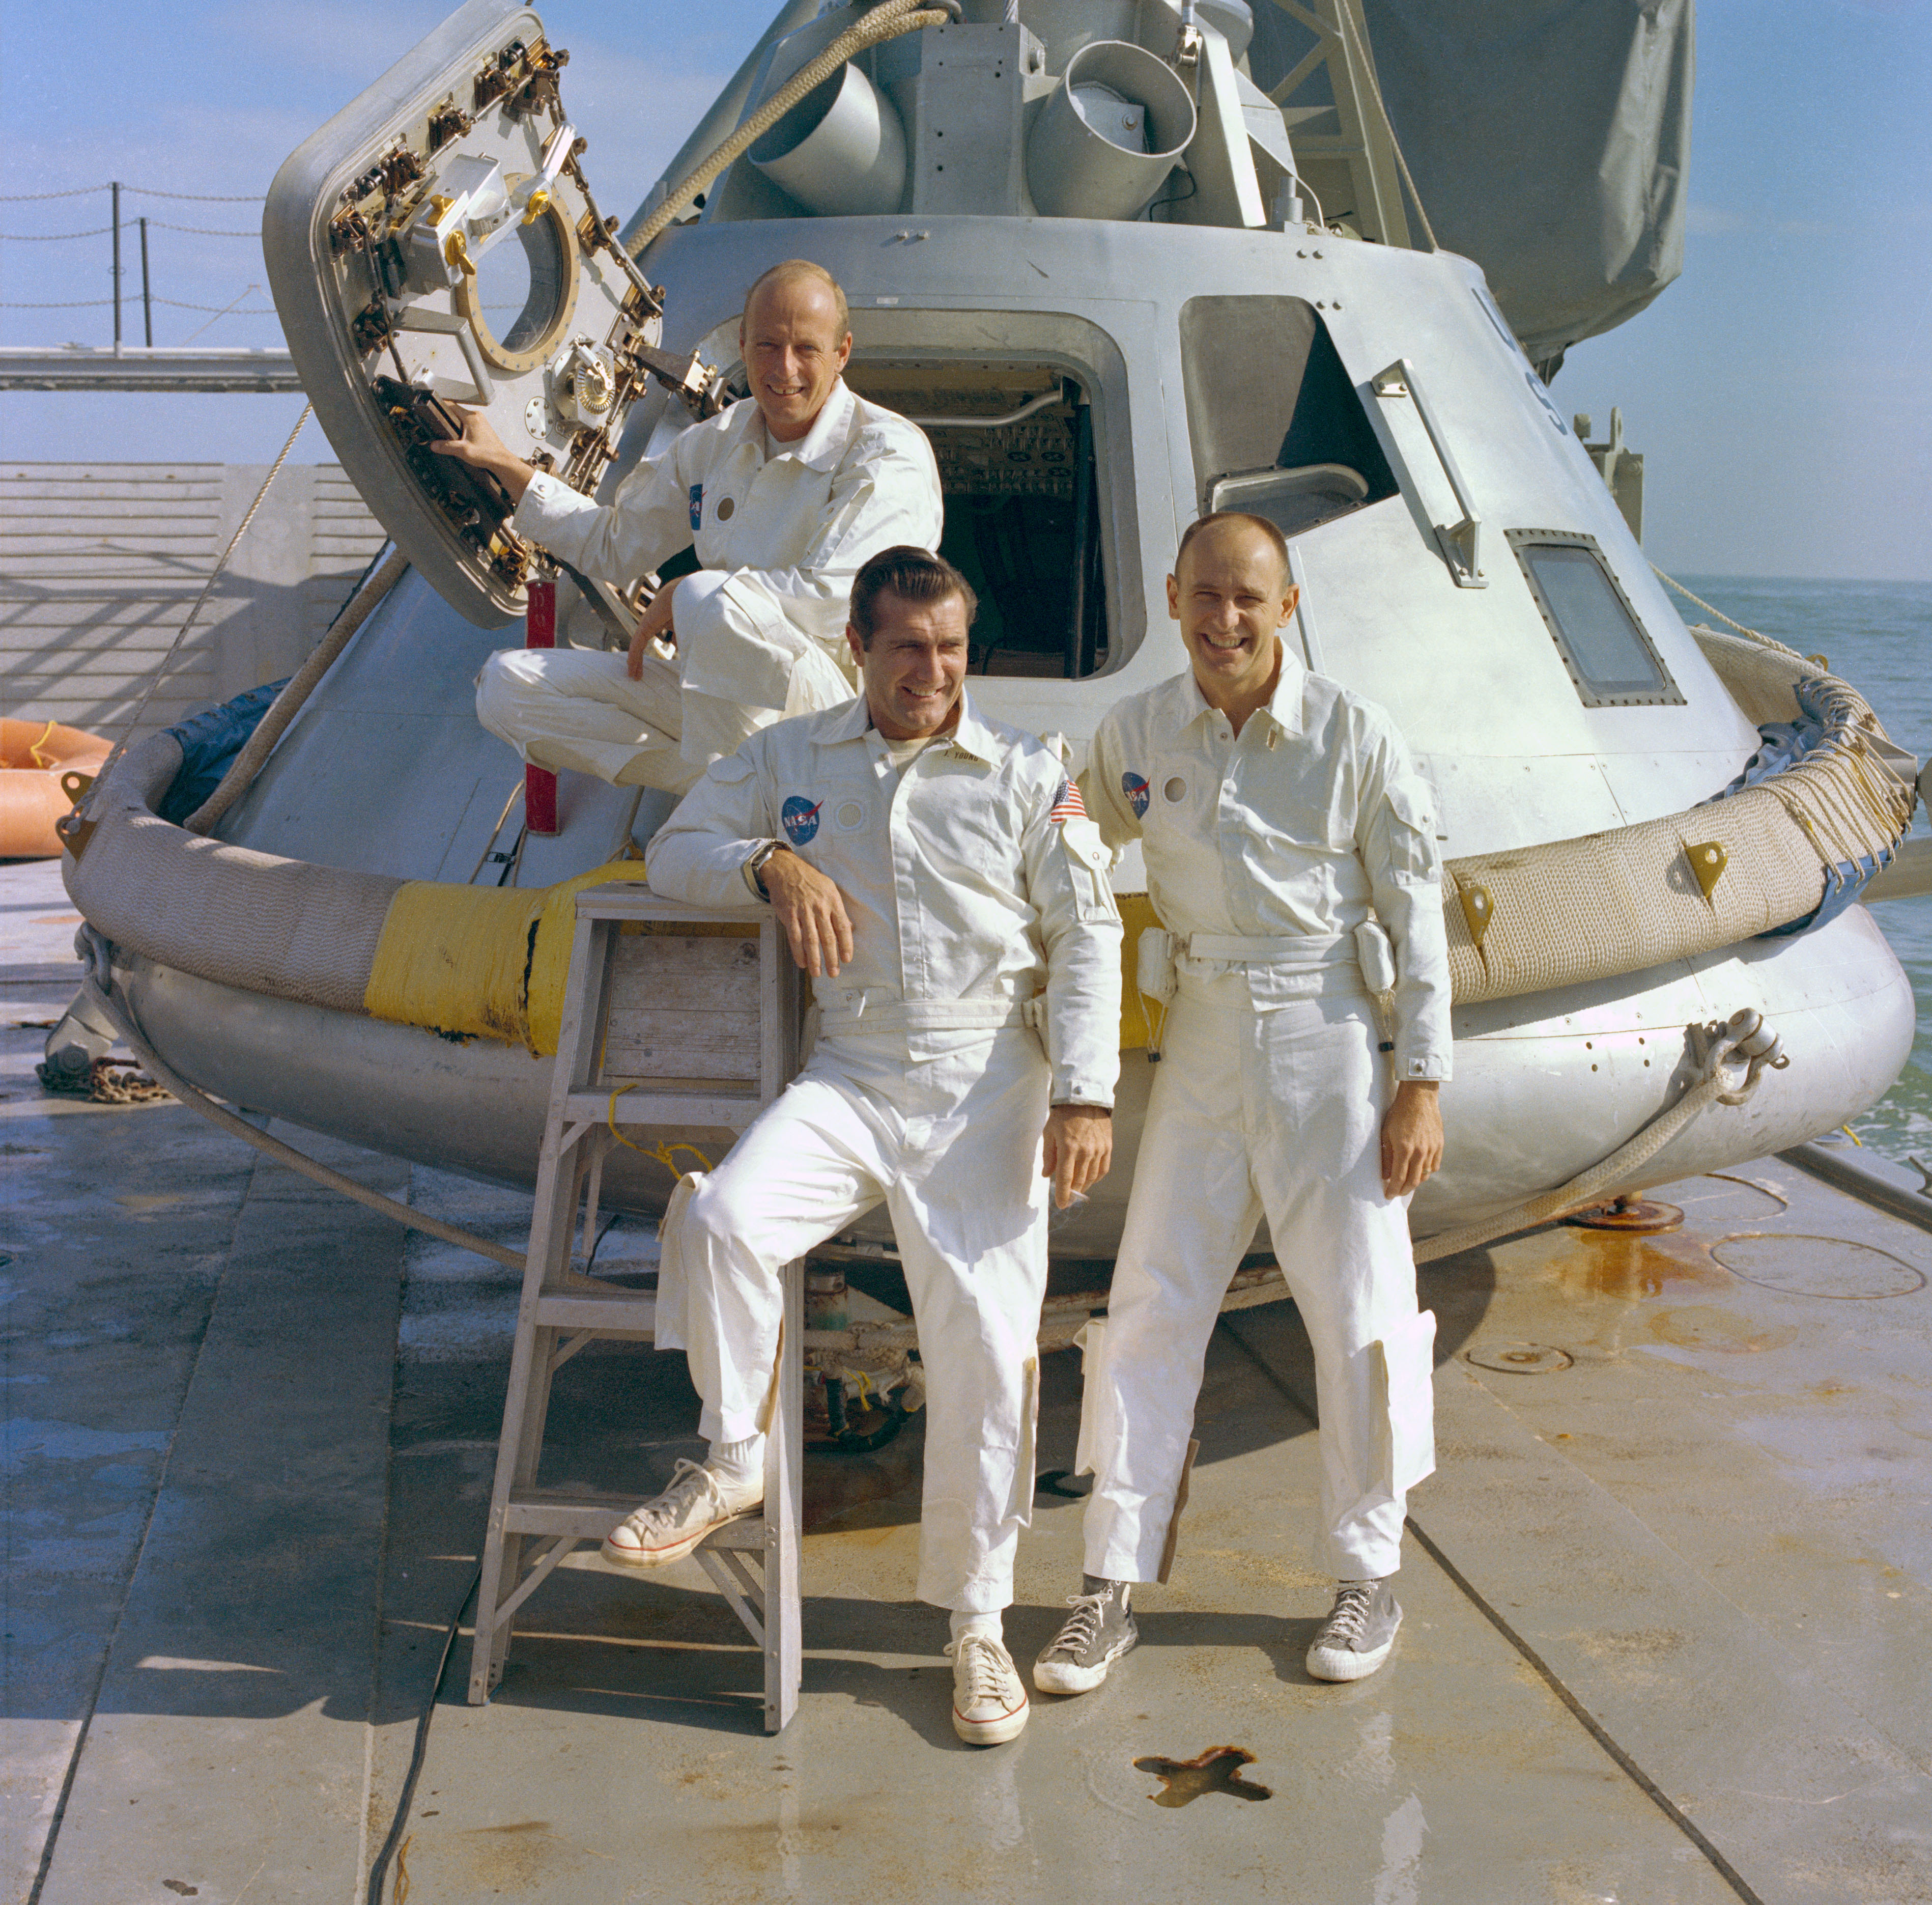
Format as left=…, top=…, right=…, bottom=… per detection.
left=1675, top=574, right=1931, bottom=1169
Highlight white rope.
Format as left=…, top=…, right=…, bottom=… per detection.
left=182, top=545, right=410, bottom=835
left=80, top=964, right=526, bottom=1271
left=89, top=403, right=311, bottom=792
left=627, top=0, right=957, bottom=259
left=1414, top=1011, right=1788, bottom=1264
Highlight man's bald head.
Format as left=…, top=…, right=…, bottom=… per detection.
left=1175, top=510, right=1291, bottom=590
left=743, top=259, right=849, bottom=335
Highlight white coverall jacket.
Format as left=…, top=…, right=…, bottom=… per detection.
left=1079, top=653, right=1452, bottom=1584
left=477, top=379, right=943, bottom=788
left=646, top=690, right=1122, bottom=1611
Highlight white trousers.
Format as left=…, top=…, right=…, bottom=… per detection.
left=658, top=1029, right=1051, bottom=1613
left=1084, top=989, right=1436, bottom=1585
left=475, top=637, right=853, bottom=794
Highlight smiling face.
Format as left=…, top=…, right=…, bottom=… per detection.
left=847, top=587, right=970, bottom=741
left=1167, top=518, right=1300, bottom=712
left=740, top=272, right=853, bottom=443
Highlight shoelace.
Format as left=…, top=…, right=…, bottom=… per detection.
left=1323, top=1581, right=1377, bottom=1646
left=1049, top=1590, right=1109, bottom=1657
left=633, top=1458, right=723, bottom=1532
left=948, top=1633, right=1015, bottom=1702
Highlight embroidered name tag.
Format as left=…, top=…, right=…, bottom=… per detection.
left=688, top=483, right=703, bottom=533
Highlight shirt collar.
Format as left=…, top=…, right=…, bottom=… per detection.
left=746, top=378, right=855, bottom=474
left=1163, top=642, right=1309, bottom=741
left=820, top=688, right=997, bottom=763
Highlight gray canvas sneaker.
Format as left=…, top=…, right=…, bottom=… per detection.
left=1033, top=1576, right=1139, bottom=1695
left=1306, top=1578, right=1402, bottom=1681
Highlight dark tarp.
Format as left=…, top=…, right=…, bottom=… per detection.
left=1249, top=0, right=1694, bottom=374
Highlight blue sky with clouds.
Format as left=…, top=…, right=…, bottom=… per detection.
left=3, top=0, right=1926, bottom=580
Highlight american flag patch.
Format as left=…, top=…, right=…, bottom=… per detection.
left=1048, top=778, right=1087, bottom=824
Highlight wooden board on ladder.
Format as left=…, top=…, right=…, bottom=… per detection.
left=467, top=883, right=805, bottom=1731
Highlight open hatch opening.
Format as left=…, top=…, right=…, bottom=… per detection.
left=1179, top=296, right=1398, bottom=539
left=844, top=361, right=1109, bottom=679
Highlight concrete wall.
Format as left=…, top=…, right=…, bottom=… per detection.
left=0, top=463, right=386, bottom=742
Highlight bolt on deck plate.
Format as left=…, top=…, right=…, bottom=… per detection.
left=1464, top=1341, right=1574, bottom=1375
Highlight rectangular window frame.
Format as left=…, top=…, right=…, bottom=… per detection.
left=1506, top=527, right=1685, bottom=709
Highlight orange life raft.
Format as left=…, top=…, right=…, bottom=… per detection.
left=1, top=718, right=111, bottom=859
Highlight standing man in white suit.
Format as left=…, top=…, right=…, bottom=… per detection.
left=614, top=545, right=1122, bottom=1747
left=1034, top=511, right=1450, bottom=1698
left=434, top=259, right=943, bottom=791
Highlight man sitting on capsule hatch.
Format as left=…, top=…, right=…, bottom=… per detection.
left=433, top=258, right=943, bottom=794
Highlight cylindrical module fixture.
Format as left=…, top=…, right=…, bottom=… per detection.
left=524, top=578, right=559, bottom=835
left=1026, top=41, right=1198, bottom=221
left=749, top=61, right=907, bottom=217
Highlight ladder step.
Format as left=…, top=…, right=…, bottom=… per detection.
left=563, top=1089, right=764, bottom=1131
left=505, top=1487, right=768, bottom=1552
left=534, top=1291, right=658, bottom=1336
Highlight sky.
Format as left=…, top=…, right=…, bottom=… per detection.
left=2, top=0, right=1927, bottom=582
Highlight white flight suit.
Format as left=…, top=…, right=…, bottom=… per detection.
left=1080, top=655, right=1452, bottom=1585
left=646, top=691, right=1122, bottom=1612
left=477, top=379, right=943, bottom=789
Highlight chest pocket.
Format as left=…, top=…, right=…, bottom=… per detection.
left=1058, top=817, right=1118, bottom=924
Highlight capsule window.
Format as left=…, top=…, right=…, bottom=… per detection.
left=1507, top=529, right=1684, bottom=708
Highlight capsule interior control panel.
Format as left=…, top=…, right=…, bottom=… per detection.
left=265, top=1, right=712, bottom=628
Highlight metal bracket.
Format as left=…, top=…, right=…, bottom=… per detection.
left=1456, top=880, right=1494, bottom=949
left=1372, top=358, right=1487, bottom=587
left=1685, top=838, right=1727, bottom=902
left=390, top=301, right=495, bottom=405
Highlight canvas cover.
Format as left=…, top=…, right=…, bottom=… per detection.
left=1354, top=0, right=1693, bottom=371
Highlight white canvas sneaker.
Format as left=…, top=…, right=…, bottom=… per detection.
left=1306, top=1578, right=1402, bottom=1682
left=946, top=1632, right=1030, bottom=1745
left=601, top=1458, right=760, bottom=1570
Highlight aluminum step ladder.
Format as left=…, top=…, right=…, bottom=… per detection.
left=467, top=884, right=805, bottom=1730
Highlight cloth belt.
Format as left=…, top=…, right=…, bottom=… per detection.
left=814, top=991, right=1031, bottom=1036
left=1182, top=931, right=1352, bottom=963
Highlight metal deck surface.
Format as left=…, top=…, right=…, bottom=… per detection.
left=5, top=855, right=1928, bottom=1904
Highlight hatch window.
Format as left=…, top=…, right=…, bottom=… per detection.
left=1507, top=529, right=1683, bottom=707
left=1178, top=295, right=1398, bottom=538
left=845, top=361, right=1109, bottom=678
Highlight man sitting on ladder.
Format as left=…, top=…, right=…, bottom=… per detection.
left=433, top=259, right=943, bottom=793
left=617, top=545, right=1122, bottom=1747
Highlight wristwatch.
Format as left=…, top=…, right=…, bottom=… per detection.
left=744, top=839, right=784, bottom=901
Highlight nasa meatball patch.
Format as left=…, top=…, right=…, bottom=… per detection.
left=780, top=795, right=823, bottom=846
left=1122, top=771, right=1151, bottom=820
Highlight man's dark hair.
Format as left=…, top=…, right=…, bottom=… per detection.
left=849, top=545, right=978, bottom=649
left=1175, top=510, right=1292, bottom=584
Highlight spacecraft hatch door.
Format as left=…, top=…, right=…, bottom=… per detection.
left=264, top=0, right=680, bottom=629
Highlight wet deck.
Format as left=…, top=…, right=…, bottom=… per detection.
left=6, top=853, right=1929, bottom=1905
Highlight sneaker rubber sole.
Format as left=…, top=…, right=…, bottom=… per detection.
left=600, top=1501, right=758, bottom=1571
left=953, top=1692, right=1029, bottom=1746
left=1306, top=1629, right=1397, bottom=1682
left=1034, top=1629, right=1137, bottom=1696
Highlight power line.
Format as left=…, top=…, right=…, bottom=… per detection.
left=2, top=183, right=266, bottom=202
left=1, top=220, right=258, bottom=240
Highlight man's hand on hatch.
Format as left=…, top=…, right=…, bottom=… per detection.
left=1380, top=1081, right=1443, bottom=1199
left=760, top=848, right=856, bottom=979
left=428, top=404, right=535, bottom=504
left=1042, top=1105, right=1113, bottom=1210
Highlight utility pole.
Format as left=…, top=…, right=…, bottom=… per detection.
left=110, top=181, right=123, bottom=347
left=139, top=216, right=153, bottom=346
